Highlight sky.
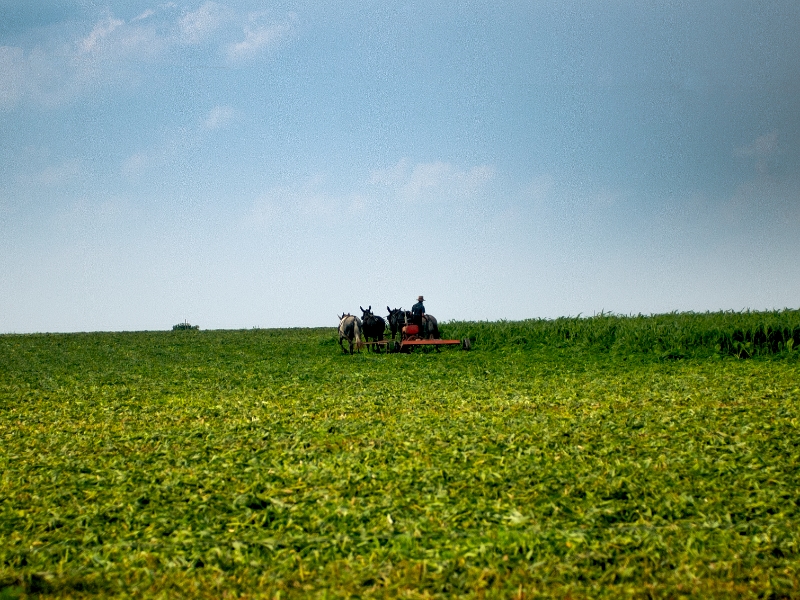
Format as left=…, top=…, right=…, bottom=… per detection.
left=1, top=0, right=799, bottom=332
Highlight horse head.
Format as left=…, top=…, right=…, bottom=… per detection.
left=386, top=307, right=406, bottom=339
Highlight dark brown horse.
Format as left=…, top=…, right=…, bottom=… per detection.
left=386, top=307, right=406, bottom=340
left=360, top=306, right=387, bottom=352
left=421, top=314, right=440, bottom=339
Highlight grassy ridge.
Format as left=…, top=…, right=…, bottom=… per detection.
left=1, top=313, right=799, bottom=598
left=441, top=309, right=800, bottom=359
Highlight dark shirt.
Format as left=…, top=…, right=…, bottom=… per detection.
left=411, top=301, right=425, bottom=317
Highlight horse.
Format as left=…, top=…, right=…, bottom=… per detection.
left=338, top=313, right=364, bottom=354
left=360, top=306, right=387, bottom=352
left=387, top=307, right=440, bottom=341
left=421, top=314, right=440, bottom=340
left=386, top=307, right=406, bottom=340
left=405, top=310, right=440, bottom=340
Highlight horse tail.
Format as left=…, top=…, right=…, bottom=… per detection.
left=338, top=318, right=346, bottom=340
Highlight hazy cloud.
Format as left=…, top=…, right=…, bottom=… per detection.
left=245, top=197, right=280, bottom=229
left=722, top=174, right=800, bottom=231
left=243, top=172, right=390, bottom=232
left=245, top=160, right=497, bottom=233
left=244, top=175, right=337, bottom=230
left=0, top=43, right=85, bottom=108
left=0, top=46, right=24, bottom=107
left=735, top=130, right=782, bottom=175
left=369, top=158, right=410, bottom=186
left=121, top=152, right=150, bottom=178
left=203, top=105, right=235, bottom=130
left=18, top=159, right=83, bottom=187
left=521, top=175, right=555, bottom=202
left=735, top=131, right=780, bottom=158
left=371, top=160, right=495, bottom=204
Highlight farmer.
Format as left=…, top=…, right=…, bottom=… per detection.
left=410, top=295, right=425, bottom=329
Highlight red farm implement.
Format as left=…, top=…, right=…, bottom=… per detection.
left=387, top=323, right=471, bottom=352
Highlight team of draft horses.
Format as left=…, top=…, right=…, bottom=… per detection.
left=337, top=300, right=440, bottom=354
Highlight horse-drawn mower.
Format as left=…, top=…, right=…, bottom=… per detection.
left=339, top=307, right=471, bottom=354
left=392, top=322, right=471, bottom=352
left=381, top=307, right=470, bottom=352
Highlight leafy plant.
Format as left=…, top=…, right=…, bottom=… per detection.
left=440, top=309, right=800, bottom=359
left=1, top=313, right=798, bottom=598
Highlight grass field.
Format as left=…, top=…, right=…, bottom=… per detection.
left=1, top=312, right=800, bottom=598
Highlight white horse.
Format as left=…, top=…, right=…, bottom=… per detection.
left=338, top=313, right=365, bottom=354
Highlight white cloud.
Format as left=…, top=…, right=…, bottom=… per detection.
left=132, top=9, right=156, bottom=22
left=0, top=4, right=296, bottom=109
left=79, top=17, right=124, bottom=54
left=225, top=13, right=296, bottom=62
left=403, top=162, right=452, bottom=199
left=180, top=1, right=227, bottom=44
left=203, top=105, right=235, bottom=130
left=2, top=13, right=161, bottom=108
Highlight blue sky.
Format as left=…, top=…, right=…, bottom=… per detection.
left=1, top=1, right=799, bottom=332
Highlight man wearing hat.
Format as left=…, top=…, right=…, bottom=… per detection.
left=411, top=295, right=425, bottom=329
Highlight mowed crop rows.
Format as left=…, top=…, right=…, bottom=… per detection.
left=1, top=315, right=799, bottom=598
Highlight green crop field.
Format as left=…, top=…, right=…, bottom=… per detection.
left=2, top=311, right=800, bottom=599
